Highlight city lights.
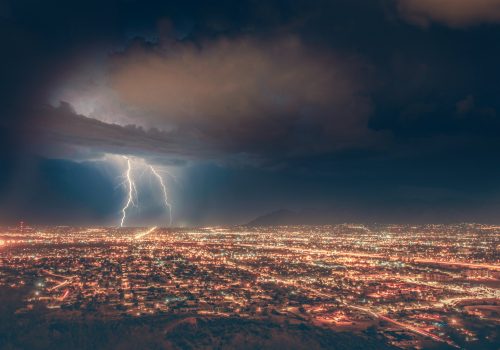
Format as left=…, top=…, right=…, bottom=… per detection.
left=0, top=224, right=498, bottom=349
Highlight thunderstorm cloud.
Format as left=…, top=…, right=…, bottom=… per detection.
left=50, top=36, right=383, bottom=162
left=396, top=0, right=500, bottom=27
left=31, top=102, right=206, bottom=162
left=2, top=0, right=500, bottom=224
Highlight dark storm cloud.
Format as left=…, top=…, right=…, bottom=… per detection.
left=1, top=0, right=500, bottom=224
left=30, top=102, right=210, bottom=161
left=107, top=35, right=381, bottom=157
left=396, top=0, right=500, bottom=27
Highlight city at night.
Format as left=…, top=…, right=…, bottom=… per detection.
left=0, top=1, right=499, bottom=349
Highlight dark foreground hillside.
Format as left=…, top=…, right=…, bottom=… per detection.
left=0, top=287, right=397, bottom=350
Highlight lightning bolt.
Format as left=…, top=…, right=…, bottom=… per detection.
left=117, top=156, right=173, bottom=227
left=120, top=157, right=137, bottom=227
left=149, top=165, right=173, bottom=226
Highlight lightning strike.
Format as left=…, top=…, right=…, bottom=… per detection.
left=117, top=156, right=173, bottom=227
left=149, top=165, right=173, bottom=226
left=120, top=157, right=137, bottom=227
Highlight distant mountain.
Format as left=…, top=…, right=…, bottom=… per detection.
left=246, top=208, right=352, bottom=226
left=246, top=209, right=303, bottom=226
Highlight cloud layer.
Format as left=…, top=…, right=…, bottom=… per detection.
left=397, top=0, right=500, bottom=27
left=30, top=102, right=206, bottom=163
left=107, top=36, right=379, bottom=157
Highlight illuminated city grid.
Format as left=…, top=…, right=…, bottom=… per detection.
left=0, top=224, right=498, bottom=349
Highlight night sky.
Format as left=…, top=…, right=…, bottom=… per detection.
left=1, top=0, right=500, bottom=226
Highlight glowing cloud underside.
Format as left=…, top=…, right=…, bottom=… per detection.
left=149, top=165, right=173, bottom=226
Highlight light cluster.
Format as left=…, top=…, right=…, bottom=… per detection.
left=0, top=224, right=498, bottom=349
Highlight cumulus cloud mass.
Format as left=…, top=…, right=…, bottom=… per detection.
left=104, top=36, right=377, bottom=157
left=46, top=36, right=382, bottom=163
left=397, top=0, right=500, bottom=27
